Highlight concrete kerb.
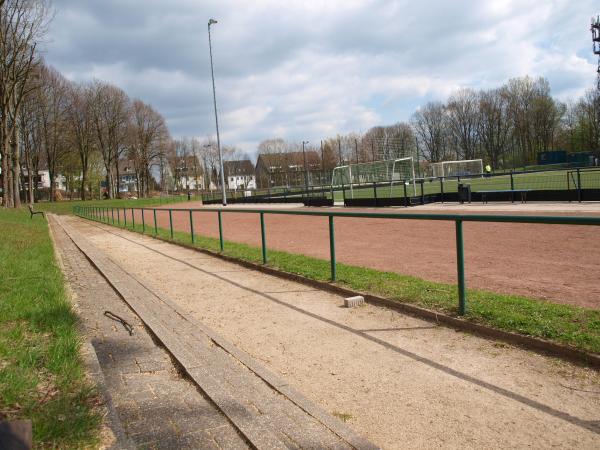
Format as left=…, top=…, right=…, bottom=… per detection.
left=58, top=216, right=378, bottom=450
left=97, top=219, right=600, bottom=371
left=47, top=215, right=135, bottom=450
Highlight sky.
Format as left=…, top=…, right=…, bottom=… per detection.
left=44, top=0, right=599, bottom=155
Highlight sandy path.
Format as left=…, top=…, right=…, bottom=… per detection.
left=118, top=202, right=600, bottom=308
left=67, top=216, right=600, bottom=449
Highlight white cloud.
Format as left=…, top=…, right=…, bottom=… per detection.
left=45, top=0, right=599, bottom=154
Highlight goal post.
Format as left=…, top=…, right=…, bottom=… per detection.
left=428, top=159, right=483, bottom=178
left=331, top=157, right=416, bottom=198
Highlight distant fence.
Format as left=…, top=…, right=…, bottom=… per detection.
left=75, top=205, right=600, bottom=316
left=200, top=166, right=600, bottom=207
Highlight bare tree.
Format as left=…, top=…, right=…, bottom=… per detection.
left=65, top=82, right=96, bottom=199
left=128, top=99, right=168, bottom=197
left=0, top=0, right=49, bottom=206
left=411, top=101, right=448, bottom=162
left=37, top=64, right=68, bottom=201
left=446, top=88, right=480, bottom=160
left=478, top=88, right=510, bottom=168
left=90, top=81, right=129, bottom=198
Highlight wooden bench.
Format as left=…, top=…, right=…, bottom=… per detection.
left=478, top=189, right=532, bottom=204
left=28, top=204, right=45, bottom=219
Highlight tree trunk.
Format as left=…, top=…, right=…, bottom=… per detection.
left=49, top=168, right=55, bottom=202
left=6, top=148, right=14, bottom=208
left=1, top=116, right=12, bottom=207
left=11, top=121, right=21, bottom=208
left=27, top=165, right=34, bottom=204
left=80, top=163, right=87, bottom=201
left=115, top=159, right=120, bottom=199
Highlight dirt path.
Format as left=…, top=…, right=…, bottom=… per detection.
left=120, top=202, right=600, bottom=308
left=66, top=216, right=600, bottom=449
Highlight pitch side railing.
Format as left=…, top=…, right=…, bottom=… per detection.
left=74, top=205, right=600, bottom=316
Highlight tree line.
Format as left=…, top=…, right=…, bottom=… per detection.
left=1, top=0, right=176, bottom=207
left=3, top=1, right=600, bottom=207
left=318, top=77, right=599, bottom=171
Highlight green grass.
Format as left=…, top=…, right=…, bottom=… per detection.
left=330, top=168, right=600, bottom=201
left=34, top=195, right=199, bottom=216
left=87, top=210, right=600, bottom=355
left=0, top=208, right=100, bottom=448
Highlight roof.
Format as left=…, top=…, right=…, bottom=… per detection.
left=223, top=159, right=254, bottom=176
left=118, top=159, right=136, bottom=174
left=257, top=151, right=321, bottom=172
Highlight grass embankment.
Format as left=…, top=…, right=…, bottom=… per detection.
left=85, top=210, right=600, bottom=355
left=0, top=209, right=100, bottom=448
left=34, top=195, right=199, bottom=216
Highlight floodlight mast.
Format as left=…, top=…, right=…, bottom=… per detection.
left=302, top=141, right=310, bottom=192
left=592, top=15, right=600, bottom=89
left=208, top=18, right=227, bottom=206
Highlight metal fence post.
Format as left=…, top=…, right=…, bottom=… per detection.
left=189, top=210, right=195, bottom=244
left=329, top=215, right=336, bottom=281
left=131, top=208, right=135, bottom=229
left=141, top=209, right=145, bottom=233
left=260, top=212, right=267, bottom=264
left=373, top=182, right=378, bottom=207
left=510, top=172, right=515, bottom=190
left=218, top=211, right=224, bottom=251
left=124, top=208, right=127, bottom=227
left=117, top=208, right=120, bottom=225
left=403, top=181, right=408, bottom=207
left=169, top=209, right=173, bottom=239
left=577, top=168, right=582, bottom=203
left=455, top=220, right=467, bottom=315
left=112, top=208, right=115, bottom=224
left=440, top=177, right=444, bottom=203
left=153, top=209, right=158, bottom=235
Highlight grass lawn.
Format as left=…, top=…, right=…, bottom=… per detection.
left=0, top=208, right=100, bottom=448
left=84, top=209, right=600, bottom=355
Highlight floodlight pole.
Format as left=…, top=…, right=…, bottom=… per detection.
left=208, top=18, right=227, bottom=206
left=302, top=141, right=310, bottom=193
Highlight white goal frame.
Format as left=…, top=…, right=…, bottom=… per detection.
left=429, top=159, right=483, bottom=178
left=331, top=157, right=416, bottom=199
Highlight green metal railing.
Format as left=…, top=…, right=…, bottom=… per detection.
left=74, top=205, right=600, bottom=316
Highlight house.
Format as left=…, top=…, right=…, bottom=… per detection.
left=173, top=155, right=205, bottom=192
left=255, top=151, right=321, bottom=188
left=118, top=160, right=138, bottom=193
left=223, top=160, right=256, bottom=190
left=37, top=169, right=67, bottom=191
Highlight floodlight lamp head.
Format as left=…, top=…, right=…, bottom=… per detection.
left=208, top=19, right=217, bottom=26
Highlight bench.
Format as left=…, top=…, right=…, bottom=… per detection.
left=477, top=189, right=532, bottom=204
left=28, top=204, right=45, bottom=219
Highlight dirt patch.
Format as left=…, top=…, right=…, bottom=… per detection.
left=120, top=203, right=600, bottom=309
left=68, top=217, right=600, bottom=449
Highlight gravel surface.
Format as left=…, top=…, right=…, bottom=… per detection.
left=67, top=216, right=600, bottom=449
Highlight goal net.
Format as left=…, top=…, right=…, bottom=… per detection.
left=331, top=157, right=416, bottom=197
left=428, top=159, right=483, bottom=178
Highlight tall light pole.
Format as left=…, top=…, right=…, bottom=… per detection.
left=208, top=18, right=227, bottom=206
left=302, top=140, right=310, bottom=193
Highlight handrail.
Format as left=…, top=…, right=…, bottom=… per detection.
left=74, top=204, right=600, bottom=316
left=125, top=207, right=600, bottom=226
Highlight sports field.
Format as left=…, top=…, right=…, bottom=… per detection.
left=330, top=168, right=600, bottom=201
left=115, top=201, right=600, bottom=309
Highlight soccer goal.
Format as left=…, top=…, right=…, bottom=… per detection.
left=428, top=159, right=483, bottom=178
left=331, top=157, right=416, bottom=198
